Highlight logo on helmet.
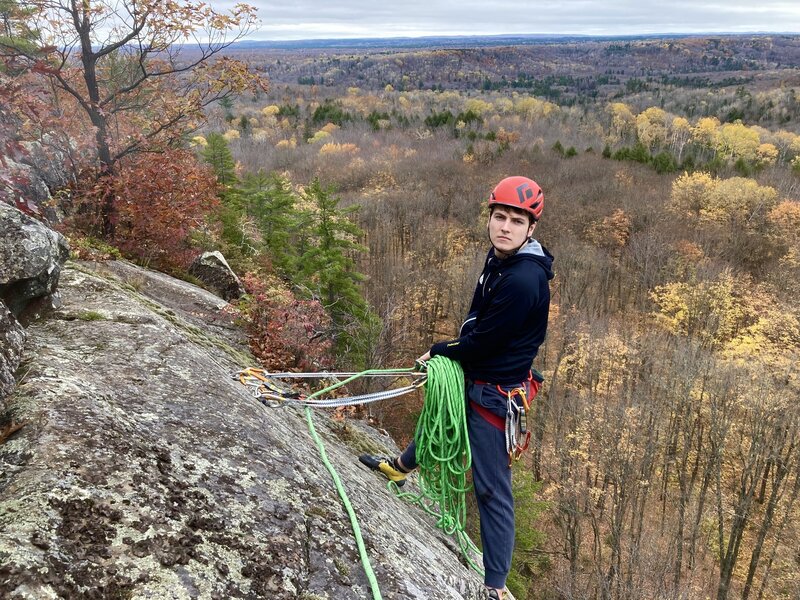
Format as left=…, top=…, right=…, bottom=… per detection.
left=516, top=183, right=534, bottom=204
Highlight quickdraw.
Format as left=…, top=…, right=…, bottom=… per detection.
left=234, top=366, right=427, bottom=408
left=503, top=384, right=531, bottom=465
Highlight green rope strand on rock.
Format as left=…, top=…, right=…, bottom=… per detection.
left=304, top=406, right=383, bottom=600
left=394, top=355, right=484, bottom=574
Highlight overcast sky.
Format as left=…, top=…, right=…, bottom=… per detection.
left=233, top=1, right=800, bottom=40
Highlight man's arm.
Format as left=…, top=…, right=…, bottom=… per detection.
left=430, top=274, right=538, bottom=363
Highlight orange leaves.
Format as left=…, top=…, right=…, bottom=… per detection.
left=72, top=149, right=219, bottom=271
left=240, top=273, right=333, bottom=372
left=584, top=208, right=631, bottom=257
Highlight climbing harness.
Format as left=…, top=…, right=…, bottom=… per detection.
left=469, top=370, right=544, bottom=466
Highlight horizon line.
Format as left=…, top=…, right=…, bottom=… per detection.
left=235, top=31, right=800, bottom=44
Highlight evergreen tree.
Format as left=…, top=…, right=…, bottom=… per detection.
left=202, top=132, right=237, bottom=187
left=0, top=0, right=41, bottom=73
left=297, top=179, right=377, bottom=363
left=240, top=172, right=298, bottom=274
left=200, top=132, right=252, bottom=268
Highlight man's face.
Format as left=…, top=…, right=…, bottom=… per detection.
left=488, top=206, right=535, bottom=258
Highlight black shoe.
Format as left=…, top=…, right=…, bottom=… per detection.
left=358, top=454, right=407, bottom=486
left=486, top=589, right=503, bottom=600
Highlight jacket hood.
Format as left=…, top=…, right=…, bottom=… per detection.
left=491, top=238, right=554, bottom=280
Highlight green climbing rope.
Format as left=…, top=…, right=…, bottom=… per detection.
left=304, top=406, right=383, bottom=600
left=248, top=360, right=481, bottom=596
left=395, top=355, right=484, bottom=574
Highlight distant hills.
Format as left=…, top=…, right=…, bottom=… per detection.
left=230, top=32, right=790, bottom=51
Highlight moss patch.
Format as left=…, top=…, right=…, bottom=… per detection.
left=77, top=310, right=106, bottom=321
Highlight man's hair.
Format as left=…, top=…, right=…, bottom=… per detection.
left=490, top=203, right=535, bottom=227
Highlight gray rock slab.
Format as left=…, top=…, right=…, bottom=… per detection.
left=0, top=300, right=25, bottom=404
left=0, top=203, right=69, bottom=316
left=0, top=261, right=487, bottom=599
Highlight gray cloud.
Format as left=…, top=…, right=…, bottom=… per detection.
left=217, top=0, right=800, bottom=39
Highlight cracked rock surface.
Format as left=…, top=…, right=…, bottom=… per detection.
left=0, top=260, right=486, bottom=599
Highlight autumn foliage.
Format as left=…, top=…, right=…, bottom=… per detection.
left=240, top=273, right=333, bottom=372
left=71, top=149, right=219, bottom=271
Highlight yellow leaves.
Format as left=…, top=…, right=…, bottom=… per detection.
left=384, top=84, right=394, bottom=93
left=494, top=97, right=513, bottom=114
left=307, top=130, right=331, bottom=144
left=671, top=116, right=691, bottom=133
left=606, top=102, right=635, bottom=143
left=651, top=269, right=751, bottom=347
left=561, top=328, right=631, bottom=395
left=251, top=128, right=269, bottom=142
left=464, top=98, right=493, bottom=116
left=318, top=142, right=360, bottom=156
left=190, top=135, right=207, bottom=147
left=514, top=97, right=559, bottom=122
left=721, top=285, right=800, bottom=377
left=261, top=104, right=280, bottom=117
left=710, top=176, right=778, bottom=222
left=670, top=172, right=778, bottom=223
left=716, top=121, right=761, bottom=162
left=635, top=106, right=668, bottom=148
left=757, top=143, right=779, bottom=165
left=222, top=129, right=239, bottom=141
left=691, top=116, right=720, bottom=147
left=670, top=171, right=716, bottom=217
left=320, top=122, right=339, bottom=134
left=275, top=137, right=297, bottom=150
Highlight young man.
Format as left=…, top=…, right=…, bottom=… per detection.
left=361, top=176, right=554, bottom=600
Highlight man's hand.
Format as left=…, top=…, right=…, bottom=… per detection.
left=415, top=350, right=431, bottom=371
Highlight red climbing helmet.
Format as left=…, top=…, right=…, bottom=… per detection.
left=488, top=176, right=544, bottom=221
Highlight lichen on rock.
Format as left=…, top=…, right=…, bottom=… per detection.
left=0, top=260, right=488, bottom=599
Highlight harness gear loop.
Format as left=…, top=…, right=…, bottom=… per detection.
left=502, top=385, right=531, bottom=465
left=469, top=370, right=544, bottom=466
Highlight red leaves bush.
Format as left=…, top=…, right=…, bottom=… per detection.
left=241, top=273, right=333, bottom=371
left=72, top=149, right=219, bottom=271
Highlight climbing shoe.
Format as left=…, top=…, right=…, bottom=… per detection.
left=358, top=454, right=407, bottom=486
left=486, top=589, right=503, bottom=600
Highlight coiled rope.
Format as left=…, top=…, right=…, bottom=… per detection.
left=394, top=356, right=483, bottom=574
left=236, top=358, right=483, bottom=593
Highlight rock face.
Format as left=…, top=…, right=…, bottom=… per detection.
left=189, top=251, right=247, bottom=302
left=0, top=203, right=68, bottom=407
left=0, top=202, right=70, bottom=317
left=0, top=259, right=488, bottom=599
left=0, top=113, right=70, bottom=222
left=0, top=301, right=25, bottom=401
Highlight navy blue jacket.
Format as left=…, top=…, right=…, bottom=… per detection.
left=430, top=239, right=554, bottom=385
